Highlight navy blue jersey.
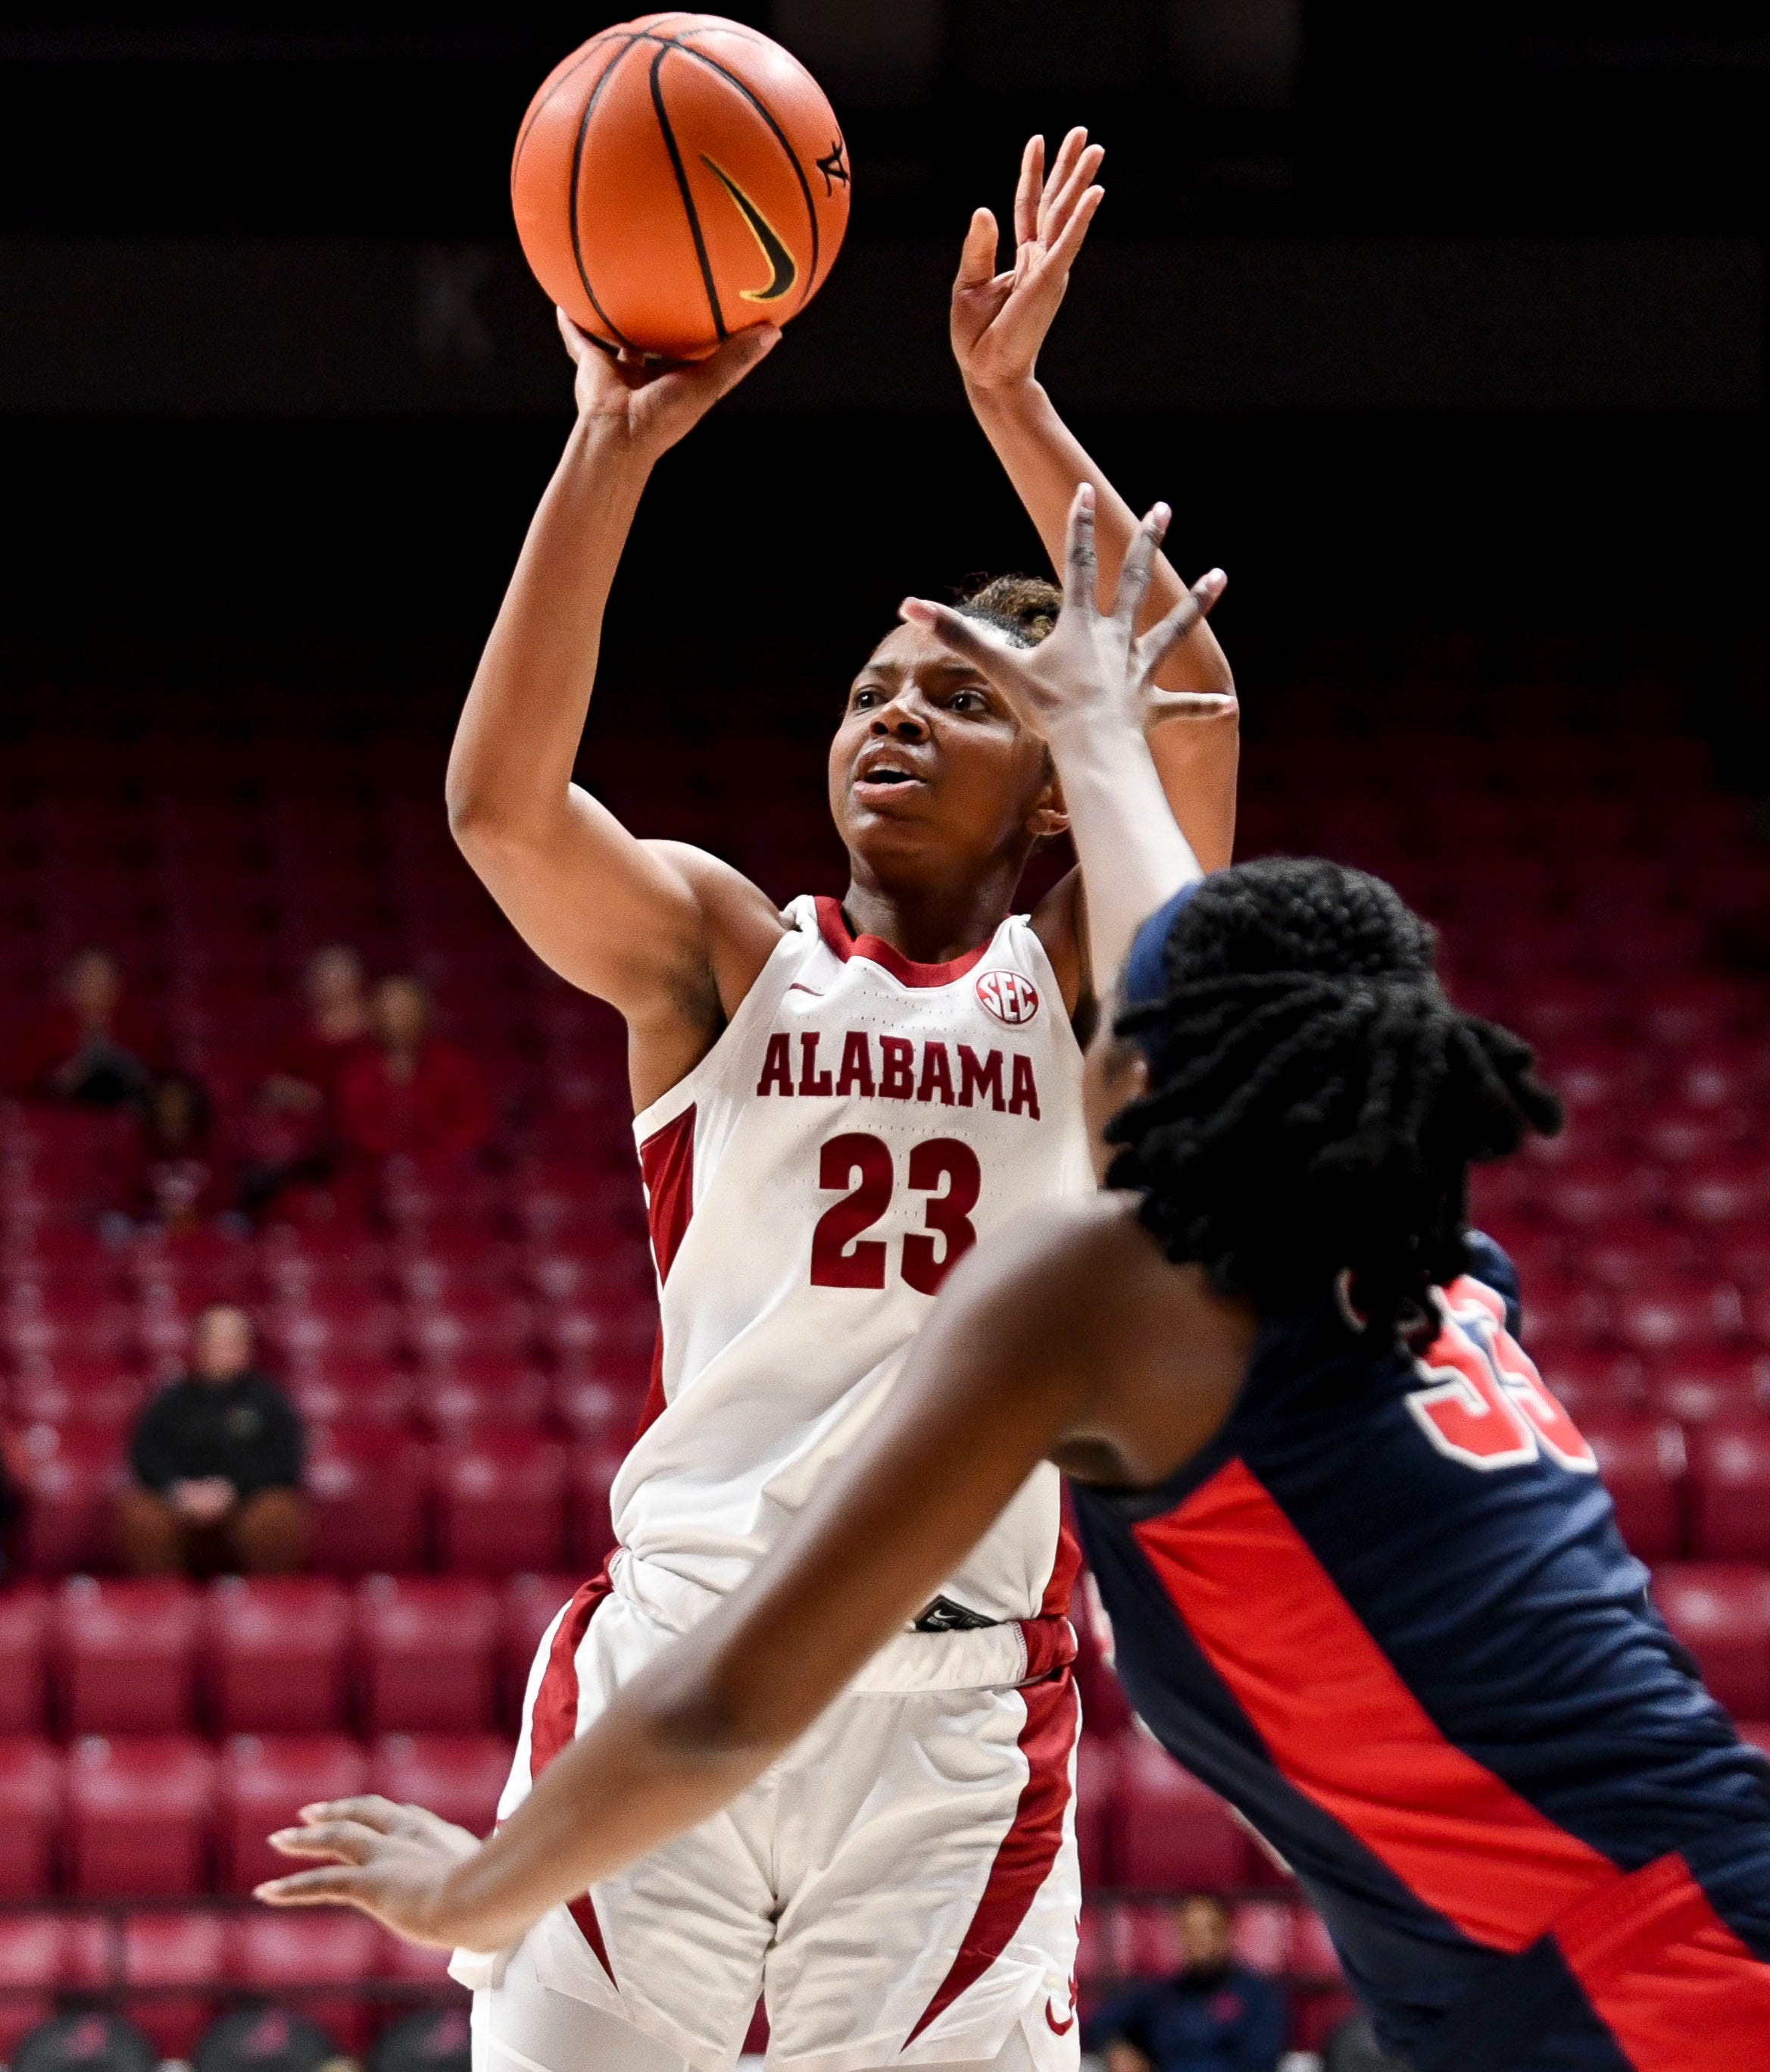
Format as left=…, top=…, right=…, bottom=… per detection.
left=1069, top=1236, right=1770, bottom=2070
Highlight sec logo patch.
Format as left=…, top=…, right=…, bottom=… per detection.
left=976, top=968, right=1039, bottom=1026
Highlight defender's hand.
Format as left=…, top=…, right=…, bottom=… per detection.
left=256, top=1795, right=488, bottom=1949
left=901, top=486, right=1228, bottom=742
left=558, top=311, right=780, bottom=457
left=951, top=129, right=1104, bottom=396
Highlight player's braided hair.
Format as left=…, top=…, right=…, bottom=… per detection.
left=1105, top=858, right=1562, bottom=1336
left=953, top=573, right=1060, bottom=648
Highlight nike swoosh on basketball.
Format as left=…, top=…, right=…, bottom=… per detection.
left=1045, top=1999, right=1075, bottom=2036
left=699, top=155, right=798, bottom=302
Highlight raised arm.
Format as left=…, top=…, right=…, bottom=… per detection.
left=445, top=317, right=787, bottom=1101
left=953, top=131, right=1238, bottom=871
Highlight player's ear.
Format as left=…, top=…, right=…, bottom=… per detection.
left=1027, top=765, right=1069, bottom=842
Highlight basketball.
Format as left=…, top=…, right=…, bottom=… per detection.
left=511, top=14, right=851, bottom=361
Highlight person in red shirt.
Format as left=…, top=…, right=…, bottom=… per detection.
left=14, top=948, right=156, bottom=1107
left=261, top=944, right=373, bottom=1117
left=337, top=976, right=492, bottom=1169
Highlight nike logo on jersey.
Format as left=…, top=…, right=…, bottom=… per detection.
left=755, top=1028, right=1041, bottom=1119
left=1045, top=1998, right=1075, bottom=2036
left=700, top=155, right=798, bottom=304
left=786, top=983, right=826, bottom=998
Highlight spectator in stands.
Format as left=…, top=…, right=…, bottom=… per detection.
left=125, top=1071, right=223, bottom=1232
left=261, top=944, right=373, bottom=1117
left=337, top=975, right=492, bottom=1169
left=1084, top=1895, right=1286, bottom=2072
left=14, top=948, right=155, bottom=1108
left=242, top=945, right=373, bottom=1218
left=117, top=1304, right=307, bottom=1576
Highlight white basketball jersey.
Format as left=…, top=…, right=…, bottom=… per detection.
left=616, top=894, right=1092, bottom=1624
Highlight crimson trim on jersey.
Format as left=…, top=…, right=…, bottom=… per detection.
left=904, top=1665, right=1079, bottom=2045
left=1133, top=1458, right=1621, bottom=1955
left=635, top=1105, right=696, bottom=1442
left=529, top=1572, right=619, bottom=1984
left=813, top=895, right=992, bottom=989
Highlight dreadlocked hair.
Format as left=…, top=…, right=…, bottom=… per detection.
left=1105, top=858, right=1563, bottom=1339
left=953, top=573, right=1060, bottom=648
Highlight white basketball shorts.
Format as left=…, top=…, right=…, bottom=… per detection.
left=452, top=1558, right=1083, bottom=2072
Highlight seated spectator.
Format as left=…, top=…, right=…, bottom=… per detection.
left=242, top=945, right=373, bottom=1219
left=338, top=975, right=492, bottom=1168
left=14, top=948, right=155, bottom=1108
left=126, top=1072, right=224, bottom=1232
left=117, top=1305, right=307, bottom=1577
left=261, top=944, right=373, bottom=1117
left=1084, top=1895, right=1287, bottom=2072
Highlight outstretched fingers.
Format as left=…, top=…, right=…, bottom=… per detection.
left=1060, top=484, right=1099, bottom=616
left=1040, top=136, right=1104, bottom=248
left=1013, top=136, right=1044, bottom=250
left=254, top=1865, right=373, bottom=1909
left=1134, top=570, right=1228, bottom=679
left=1112, top=503, right=1171, bottom=633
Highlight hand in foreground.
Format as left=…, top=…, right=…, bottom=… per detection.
left=900, top=486, right=1228, bottom=744
left=951, top=128, right=1104, bottom=396
left=256, top=1795, right=486, bottom=1949
left=558, top=309, right=779, bottom=457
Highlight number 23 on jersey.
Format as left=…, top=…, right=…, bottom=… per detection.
left=811, top=1133, right=980, bottom=1295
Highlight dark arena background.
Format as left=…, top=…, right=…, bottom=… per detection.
left=0, top=8, right=1766, bottom=2068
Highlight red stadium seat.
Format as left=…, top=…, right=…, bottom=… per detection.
left=1666, top=1042, right=1768, bottom=1114
left=1666, top=1155, right=1770, bottom=1230
left=1634, top=1103, right=1754, bottom=1169
left=304, top=1425, right=429, bottom=1577
left=284, top=1358, right=417, bottom=1429
left=1651, top=1565, right=1770, bottom=1722
left=0, top=1585, right=50, bottom=1734
left=376, top=1924, right=467, bottom=1995
left=1612, top=1274, right=1741, bottom=1358
left=1516, top=1274, right=1610, bottom=1357
left=207, top=1577, right=353, bottom=1733
left=1113, top=1901, right=1187, bottom=1979
left=0, top=1739, right=62, bottom=1897
left=1109, top=1734, right=1252, bottom=1892
left=551, top=1370, right=646, bottom=1445
left=1647, top=1349, right=1769, bottom=1427
left=435, top=1432, right=567, bottom=1577
left=1715, top=1230, right=1770, bottom=1293
left=1577, top=1219, right=1684, bottom=1292
left=1231, top=1899, right=1296, bottom=1976
left=500, top=1573, right=579, bottom=1720
left=566, top=1442, right=626, bottom=1574
left=1584, top=1414, right=1686, bottom=1562
left=123, top=1908, right=228, bottom=2058
left=407, top=1291, right=536, bottom=1368
left=217, top=1733, right=371, bottom=1894
left=0, top=1914, right=68, bottom=2056
left=12, top=1421, right=125, bottom=1574
left=1631, top=974, right=1746, bottom=1052
left=267, top=1289, right=404, bottom=1365
left=370, top=1733, right=511, bottom=1840
left=64, top=1733, right=216, bottom=1896
left=1534, top=1347, right=1647, bottom=1422
left=1688, top=1420, right=1770, bottom=1564
left=56, top=1578, right=201, bottom=1735
left=8, top=1355, right=145, bottom=1434
left=229, top=1911, right=382, bottom=2053
left=355, top=1577, right=500, bottom=1733
left=1541, top=1158, right=1664, bottom=1230
left=417, top=1355, right=552, bottom=1434
left=1290, top=1907, right=1345, bottom=1985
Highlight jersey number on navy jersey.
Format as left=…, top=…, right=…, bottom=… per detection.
left=811, top=1134, right=981, bottom=1295
left=1405, top=1276, right=1597, bottom=1474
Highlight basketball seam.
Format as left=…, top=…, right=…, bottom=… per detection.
left=648, top=43, right=727, bottom=345
left=565, top=32, right=648, bottom=352
left=657, top=38, right=826, bottom=311
left=511, top=28, right=629, bottom=186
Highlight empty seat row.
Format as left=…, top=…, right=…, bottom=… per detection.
left=12, top=1424, right=632, bottom=1579
left=0, top=1574, right=582, bottom=1736
left=0, top=1906, right=457, bottom=2060
left=0, top=1730, right=508, bottom=1905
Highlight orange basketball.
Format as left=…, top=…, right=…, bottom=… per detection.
left=511, top=14, right=851, bottom=361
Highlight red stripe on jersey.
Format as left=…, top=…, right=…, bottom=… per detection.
left=1553, top=1852, right=1770, bottom=2068
left=813, top=895, right=991, bottom=988
left=638, top=1105, right=696, bottom=1283
left=634, top=1105, right=696, bottom=1442
left=905, top=1667, right=1079, bottom=2045
left=529, top=1571, right=618, bottom=1983
left=1135, top=1458, right=1619, bottom=1952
